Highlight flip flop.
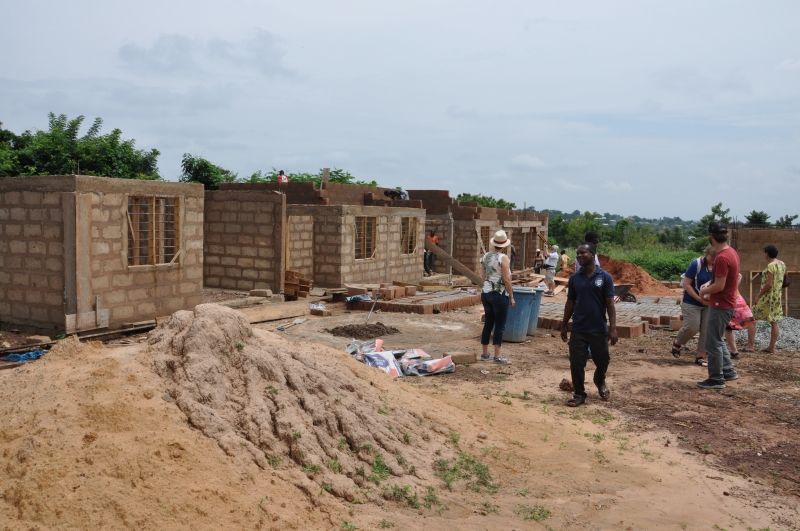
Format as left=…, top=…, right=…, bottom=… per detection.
left=760, top=349, right=775, bottom=354
left=567, top=394, right=586, bottom=407
left=742, top=348, right=755, bottom=353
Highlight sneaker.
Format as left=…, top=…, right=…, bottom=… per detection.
left=730, top=352, right=740, bottom=360
left=724, top=373, right=739, bottom=381
left=480, top=354, right=492, bottom=362
left=697, top=379, right=726, bottom=389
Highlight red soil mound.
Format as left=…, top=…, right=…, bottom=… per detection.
left=557, top=254, right=674, bottom=296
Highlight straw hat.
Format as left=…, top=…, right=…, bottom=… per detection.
left=489, top=230, right=511, bottom=248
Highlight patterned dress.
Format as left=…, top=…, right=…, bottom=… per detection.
left=753, top=261, right=785, bottom=323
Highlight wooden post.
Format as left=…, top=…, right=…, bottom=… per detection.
left=424, top=239, right=483, bottom=286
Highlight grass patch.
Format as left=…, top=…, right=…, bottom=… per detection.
left=367, top=453, right=390, bottom=485
left=515, top=503, right=551, bottom=521
left=433, top=453, right=498, bottom=493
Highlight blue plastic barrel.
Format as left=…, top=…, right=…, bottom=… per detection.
left=526, top=287, right=547, bottom=336
left=503, top=287, right=536, bottom=342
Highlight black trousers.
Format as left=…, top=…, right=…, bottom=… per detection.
left=569, top=332, right=610, bottom=397
left=424, top=252, right=435, bottom=273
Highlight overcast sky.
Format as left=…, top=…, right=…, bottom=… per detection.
left=2, top=0, right=799, bottom=220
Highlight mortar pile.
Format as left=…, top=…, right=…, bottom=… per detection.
left=148, top=304, right=449, bottom=503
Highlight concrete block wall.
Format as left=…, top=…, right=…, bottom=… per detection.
left=90, top=190, right=204, bottom=326
left=204, top=190, right=286, bottom=293
left=1, top=176, right=205, bottom=333
left=0, top=190, right=66, bottom=332
left=288, top=214, right=314, bottom=277
left=733, top=228, right=800, bottom=317
left=287, top=205, right=425, bottom=287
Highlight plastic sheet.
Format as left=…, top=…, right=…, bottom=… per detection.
left=345, top=339, right=384, bottom=361
left=362, top=352, right=403, bottom=378
left=3, top=349, right=47, bottom=363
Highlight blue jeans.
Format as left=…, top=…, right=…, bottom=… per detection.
left=481, top=291, right=510, bottom=346
left=706, top=307, right=737, bottom=383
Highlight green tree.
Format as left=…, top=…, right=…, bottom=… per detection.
left=0, top=113, right=161, bottom=179
left=455, top=193, right=516, bottom=210
left=179, top=153, right=237, bottom=190
left=563, top=212, right=606, bottom=248
left=608, top=219, right=631, bottom=245
left=241, top=167, right=377, bottom=187
left=744, top=210, right=770, bottom=225
left=547, top=214, right=567, bottom=247
left=657, top=226, right=689, bottom=248
left=689, top=202, right=731, bottom=252
left=775, top=214, right=799, bottom=228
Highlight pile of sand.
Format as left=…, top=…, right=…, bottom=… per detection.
left=0, top=304, right=475, bottom=530
left=149, top=305, right=453, bottom=502
left=558, top=254, right=674, bottom=296
left=325, top=322, right=400, bottom=339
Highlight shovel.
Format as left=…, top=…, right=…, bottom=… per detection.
left=277, top=317, right=307, bottom=331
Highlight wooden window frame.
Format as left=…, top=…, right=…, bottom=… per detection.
left=354, top=216, right=377, bottom=260
left=400, top=217, right=418, bottom=255
left=125, top=195, right=182, bottom=268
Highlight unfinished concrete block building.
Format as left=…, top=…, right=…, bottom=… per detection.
left=0, top=176, right=204, bottom=335
left=206, top=183, right=425, bottom=289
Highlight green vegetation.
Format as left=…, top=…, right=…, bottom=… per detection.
left=236, top=342, right=244, bottom=351
left=180, top=152, right=237, bottom=190
left=242, top=167, right=377, bottom=187
left=515, top=503, right=551, bottom=521
left=455, top=193, right=516, bottom=210
left=380, top=520, right=395, bottom=528
left=1, top=113, right=161, bottom=179
left=433, top=453, right=497, bottom=493
left=367, top=453, right=390, bottom=485
left=342, top=521, right=357, bottom=531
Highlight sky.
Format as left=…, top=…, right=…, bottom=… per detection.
left=1, top=0, right=799, bottom=220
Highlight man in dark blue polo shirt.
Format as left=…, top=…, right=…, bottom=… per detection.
left=561, top=243, right=618, bottom=407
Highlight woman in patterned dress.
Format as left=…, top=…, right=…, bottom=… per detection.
left=752, top=245, right=786, bottom=353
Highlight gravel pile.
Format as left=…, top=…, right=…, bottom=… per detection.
left=734, top=317, right=800, bottom=351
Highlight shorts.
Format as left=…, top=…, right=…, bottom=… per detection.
left=545, top=268, right=555, bottom=284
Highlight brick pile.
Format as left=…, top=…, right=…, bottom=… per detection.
left=347, top=288, right=481, bottom=315
left=536, top=298, right=682, bottom=338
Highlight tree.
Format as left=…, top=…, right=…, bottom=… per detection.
left=241, top=168, right=377, bottom=187
left=548, top=215, right=567, bottom=248
left=775, top=214, right=799, bottom=228
left=455, top=193, right=516, bottom=210
left=0, top=113, right=161, bottom=179
left=179, top=153, right=237, bottom=190
left=657, top=226, right=689, bottom=248
left=563, top=212, right=606, bottom=248
left=744, top=210, right=770, bottom=225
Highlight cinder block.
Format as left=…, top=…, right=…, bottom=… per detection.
left=310, top=308, right=332, bottom=317
left=659, top=315, right=673, bottom=326
left=250, top=289, right=273, bottom=297
left=669, top=319, right=684, bottom=331
left=445, top=351, right=478, bottom=365
left=347, top=286, right=368, bottom=296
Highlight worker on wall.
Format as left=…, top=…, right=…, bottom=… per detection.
left=424, top=229, right=439, bottom=277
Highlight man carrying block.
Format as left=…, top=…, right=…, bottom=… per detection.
left=561, top=242, right=618, bottom=407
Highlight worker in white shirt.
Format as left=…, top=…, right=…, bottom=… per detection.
left=544, top=245, right=559, bottom=296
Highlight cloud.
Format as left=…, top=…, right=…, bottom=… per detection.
left=652, top=67, right=751, bottom=98
left=509, top=154, right=587, bottom=172
left=777, top=59, right=800, bottom=71
left=787, top=165, right=800, bottom=175
left=603, top=180, right=633, bottom=192
left=119, top=29, right=293, bottom=78
left=557, top=178, right=588, bottom=192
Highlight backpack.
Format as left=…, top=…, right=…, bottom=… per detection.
left=681, top=257, right=708, bottom=293
left=782, top=262, right=791, bottom=288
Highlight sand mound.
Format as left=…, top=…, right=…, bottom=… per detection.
left=558, top=254, right=673, bottom=296
left=149, top=304, right=454, bottom=503
left=325, top=322, right=400, bottom=339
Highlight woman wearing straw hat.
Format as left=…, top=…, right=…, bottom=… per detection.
left=479, top=230, right=516, bottom=364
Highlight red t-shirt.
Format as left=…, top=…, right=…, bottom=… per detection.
left=709, top=246, right=740, bottom=310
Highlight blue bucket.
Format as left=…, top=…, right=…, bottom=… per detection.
left=503, top=287, right=536, bottom=342
left=526, top=287, right=547, bottom=336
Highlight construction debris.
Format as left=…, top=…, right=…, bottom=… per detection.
left=326, top=322, right=400, bottom=339
left=284, top=270, right=312, bottom=299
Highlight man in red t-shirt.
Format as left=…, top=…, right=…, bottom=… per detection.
left=697, top=222, right=740, bottom=388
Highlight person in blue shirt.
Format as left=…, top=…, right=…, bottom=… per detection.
left=671, top=246, right=717, bottom=366
left=561, top=242, right=617, bottom=407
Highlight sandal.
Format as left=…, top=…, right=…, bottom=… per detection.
left=760, top=349, right=775, bottom=354
left=493, top=356, right=510, bottom=365
left=597, top=385, right=610, bottom=401
left=742, top=348, right=755, bottom=353
left=694, top=357, right=708, bottom=367
left=480, top=354, right=492, bottom=362
left=567, top=394, right=586, bottom=407
left=671, top=341, right=682, bottom=358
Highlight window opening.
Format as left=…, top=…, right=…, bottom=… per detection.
left=400, top=217, right=418, bottom=255
left=480, top=226, right=492, bottom=253
left=127, top=196, right=179, bottom=266
left=355, top=216, right=377, bottom=260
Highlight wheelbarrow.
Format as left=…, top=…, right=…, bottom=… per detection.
left=614, top=284, right=637, bottom=303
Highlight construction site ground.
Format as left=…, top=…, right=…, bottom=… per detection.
left=2, top=290, right=799, bottom=530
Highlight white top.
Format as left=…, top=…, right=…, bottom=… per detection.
left=545, top=251, right=559, bottom=268
left=481, top=252, right=508, bottom=294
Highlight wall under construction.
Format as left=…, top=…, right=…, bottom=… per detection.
left=287, top=204, right=425, bottom=287
left=0, top=176, right=204, bottom=334
left=733, top=227, right=800, bottom=318
left=203, top=190, right=286, bottom=293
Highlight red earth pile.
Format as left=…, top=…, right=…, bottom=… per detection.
left=558, top=254, right=674, bottom=296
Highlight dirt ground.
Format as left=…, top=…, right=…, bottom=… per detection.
left=2, top=298, right=799, bottom=531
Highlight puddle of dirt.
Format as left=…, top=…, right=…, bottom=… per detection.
left=325, top=322, right=400, bottom=339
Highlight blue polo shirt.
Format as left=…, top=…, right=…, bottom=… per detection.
left=567, top=266, right=615, bottom=334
